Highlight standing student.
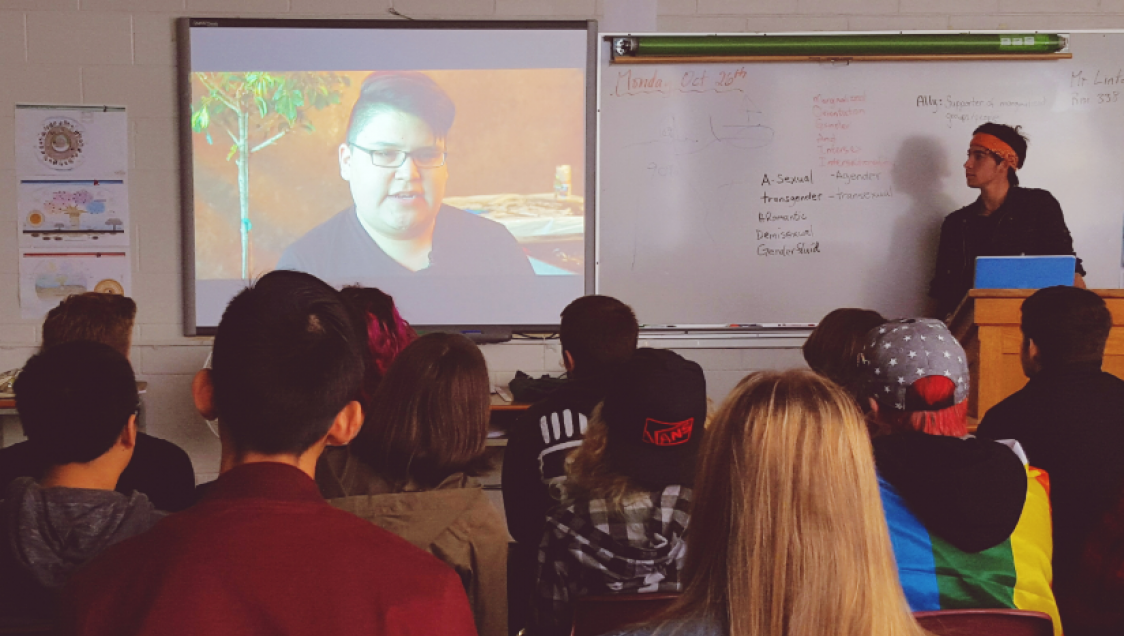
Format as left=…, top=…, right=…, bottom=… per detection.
left=0, top=342, right=163, bottom=621
left=977, top=286, right=1124, bottom=621
left=536, top=348, right=704, bottom=636
left=929, top=123, right=1084, bottom=319
left=612, top=371, right=929, bottom=636
left=62, top=271, right=476, bottom=636
left=0, top=292, right=195, bottom=512
left=318, top=333, right=508, bottom=636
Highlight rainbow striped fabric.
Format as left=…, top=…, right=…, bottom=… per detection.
left=880, top=466, right=1062, bottom=635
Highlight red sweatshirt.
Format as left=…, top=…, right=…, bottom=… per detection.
left=63, top=462, right=478, bottom=636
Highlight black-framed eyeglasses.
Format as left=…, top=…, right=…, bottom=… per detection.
left=350, top=143, right=447, bottom=169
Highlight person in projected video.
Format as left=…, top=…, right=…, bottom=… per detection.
left=277, top=71, right=534, bottom=279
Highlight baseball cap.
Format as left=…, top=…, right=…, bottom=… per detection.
left=860, top=318, right=969, bottom=411
left=601, top=348, right=707, bottom=489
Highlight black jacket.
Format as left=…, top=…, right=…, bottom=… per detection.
left=929, top=186, right=1084, bottom=318
left=873, top=432, right=1028, bottom=553
left=502, top=375, right=607, bottom=548
left=0, top=433, right=196, bottom=513
left=977, top=361, right=1124, bottom=595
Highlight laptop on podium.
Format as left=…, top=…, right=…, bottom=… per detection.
left=975, top=255, right=1077, bottom=290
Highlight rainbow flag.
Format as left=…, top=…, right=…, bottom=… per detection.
left=880, top=466, right=1061, bottom=635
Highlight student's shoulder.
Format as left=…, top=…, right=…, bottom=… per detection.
left=321, top=504, right=452, bottom=566
left=525, top=380, right=605, bottom=418
left=0, top=441, right=38, bottom=483
left=135, top=433, right=192, bottom=464
left=1010, top=186, right=1058, bottom=205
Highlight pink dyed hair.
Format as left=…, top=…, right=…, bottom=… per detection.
left=366, top=305, right=416, bottom=381
left=892, top=375, right=968, bottom=437
left=339, top=286, right=417, bottom=401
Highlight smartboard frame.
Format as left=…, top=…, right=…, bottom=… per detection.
left=179, top=17, right=598, bottom=337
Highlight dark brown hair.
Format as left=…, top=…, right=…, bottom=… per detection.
left=212, top=270, right=364, bottom=455
left=1022, top=285, right=1111, bottom=367
left=351, top=332, right=491, bottom=487
left=42, top=292, right=137, bottom=358
left=803, top=308, right=886, bottom=401
left=559, top=295, right=639, bottom=376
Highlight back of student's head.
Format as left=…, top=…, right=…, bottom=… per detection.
left=211, top=270, right=363, bottom=456
left=42, top=292, right=136, bottom=358
left=559, top=295, right=639, bottom=376
left=352, top=332, right=491, bottom=488
left=668, top=370, right=924, bottom=636
left=339, top=285, right=416, bottom=398
left=15, top=341, right=137, bottom=465
left=566, top=348, right=706, bottom=510
left=1021, top=286, right=1111, bottom=367
left=803, top=308, right=886, bottom=400
left=859, top=318, right=970, bottom=437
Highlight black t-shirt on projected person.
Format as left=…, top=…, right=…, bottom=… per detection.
left=276, top=204, right=535, bottom=281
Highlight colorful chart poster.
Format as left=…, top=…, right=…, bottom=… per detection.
left=18, top=181, right=129, bottom=248
left=14, top=105, right=131, bottom=318
left=14, top=107, right=128, bottom=180
left=18, top=251, right=132, bottom=319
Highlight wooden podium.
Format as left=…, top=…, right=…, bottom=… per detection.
left=950, top=289, right=1124, bottom=419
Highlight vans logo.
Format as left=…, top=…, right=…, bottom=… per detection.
left=643, top=418, right=694, bottom=446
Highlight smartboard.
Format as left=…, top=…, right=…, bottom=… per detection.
left=597, top=32, right=1124, bottom=326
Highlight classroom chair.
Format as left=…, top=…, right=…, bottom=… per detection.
left=912, top=608, right=1053, bottom=636
left=570, top=593, right=679, bottom=636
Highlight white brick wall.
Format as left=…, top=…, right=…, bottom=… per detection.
left=0, top=0, right=1110, bottom=478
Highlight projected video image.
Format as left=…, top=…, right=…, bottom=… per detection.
left=190, top=69, right=586, bottom=283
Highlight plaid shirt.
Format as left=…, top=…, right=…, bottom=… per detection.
left=535, top=485, right=692, bottom=636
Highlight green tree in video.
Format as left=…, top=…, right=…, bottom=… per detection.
left=191, top=72, right=350, bottom=279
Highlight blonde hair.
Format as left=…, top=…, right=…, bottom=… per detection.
left=564, top=403, right=647, bottom=515
left=658, top=370, right=929, bottom=636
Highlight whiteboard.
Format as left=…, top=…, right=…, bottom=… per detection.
left=596, top=33, right=1124, bottom=325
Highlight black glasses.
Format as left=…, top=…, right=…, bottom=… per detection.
left=350, top=143, right=446, bottom=169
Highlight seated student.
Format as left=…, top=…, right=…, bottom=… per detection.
left=860, top=319, right=1061, bottom=634
left=1059, top=482, right=1124, bottom=636
left=316, top=285, right=416, bottom=491
left=339, top=284, right=417, bottom=395
left=976, top=286, right=1124, bottom=614
left=502, top=295, right=637, bottom=634
left=536, top=348, right=704, bottom=636
left=612, top=370, right=928, bottom=636
left=802, top=307, right=885, bottom=405
left=317, top=333, right=508, bottom=636
left=62, top=271, right=476, bottom=636
left=0, top=293, right=195, bottom=512
left=0, top=342, right=163, bottom=621
left=503, top=295, right=640, bottom=548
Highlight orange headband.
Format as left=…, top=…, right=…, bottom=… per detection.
left=971, top=133, right=1019, bottom=170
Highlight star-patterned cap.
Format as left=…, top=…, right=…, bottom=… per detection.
left=859, top=318, right=969, bottom=411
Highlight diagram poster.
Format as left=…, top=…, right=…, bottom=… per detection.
left=19, top=251, right=131, bottom=319
left=14, top=107, right=128, bottom=180
left=18, top=181, right=129, bottom=248
left=15, top=105, right=131, bottom=318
